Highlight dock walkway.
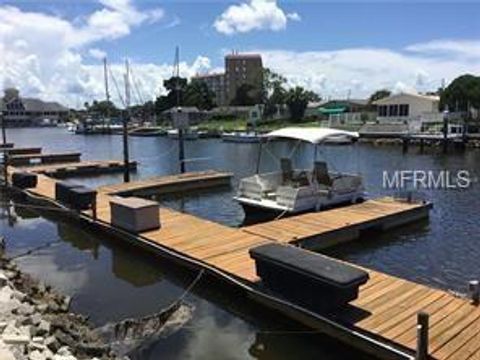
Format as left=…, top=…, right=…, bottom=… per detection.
left=12, top=160, right=137, bottom=177
left=11, top=171, right=480, bottom=360
left=98, top=170, right=233, bottom=196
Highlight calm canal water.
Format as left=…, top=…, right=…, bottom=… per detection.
left=2, top=127, right=480, bottom=359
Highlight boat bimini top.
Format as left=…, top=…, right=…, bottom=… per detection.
left=263, top=127, right=359, bottom=144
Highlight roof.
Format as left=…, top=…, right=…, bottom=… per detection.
left=318, top=106, right=346, bottom=114
left=264, top=127, right=359, bottom=144
left=225, top=53, right=262, bottom=59
left=373, top=92, right=440, bottom=105
left=0, top=97, right=68, bottom=112
left=192, top=72, right=225, bottom=79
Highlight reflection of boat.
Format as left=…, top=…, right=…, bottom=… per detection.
left=234, top=128, right=364, bottom=216
left=167, top=129, right=199, bottom=140
left=221, top=131, right=261, bottom=143
left=129, top=127, right=166, bottom=137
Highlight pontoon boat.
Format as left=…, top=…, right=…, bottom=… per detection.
left=234, top=128, right=365, bottom=216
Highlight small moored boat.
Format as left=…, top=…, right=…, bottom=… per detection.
left=221, top=131, right=261, bottom=143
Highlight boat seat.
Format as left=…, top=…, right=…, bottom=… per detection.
left=280, top=158, right=294, bottom=185
left=314, top=161, right=333, bottom=187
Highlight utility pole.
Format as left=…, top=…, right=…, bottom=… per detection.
left=122, top=59, right=131, bottom=182
left=173, top=46, right=186, bottom=174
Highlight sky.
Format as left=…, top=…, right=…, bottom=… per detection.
left=1, top=0, right=480, bottom=108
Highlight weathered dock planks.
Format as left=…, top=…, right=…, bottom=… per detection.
left=11, top=170, right=480, bottom=360
left=12, top=160, right=137, bottom=177
left=97, top=170, right=233, bottom=196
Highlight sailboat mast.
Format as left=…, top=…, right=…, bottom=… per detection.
left=173, top=46, right=185, bottom=174
left=104, top=57, right=110, bottom=104
left=122, top=59, right=131, bottom=182
left=103, top=57, right=110, bottom=129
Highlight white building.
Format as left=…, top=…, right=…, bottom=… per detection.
left=373, top=93, right=442, bottom=131
left=1, top=88, right=69, bottom=127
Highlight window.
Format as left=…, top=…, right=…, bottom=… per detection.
left=389, top=104, right=399, bottom=116
left=399, top=104, right=409, bottom=116
left=378, top=105, right=387, bottom=117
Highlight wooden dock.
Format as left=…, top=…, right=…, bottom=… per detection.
left=98, top=170, right=232, bottom=196
left=243, top=197, right=431, bottom=250
left=10, top=171, right=480, bottom=360
left=12, top=160, right=137, bottom=177
left=8, top=152, right=81, bottom=166
left=2, top=147, right=42, bottom=155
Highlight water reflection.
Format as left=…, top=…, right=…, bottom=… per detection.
left=1, top=190, right=367, bottom=359
left=4, top=127, right=480, bottom=358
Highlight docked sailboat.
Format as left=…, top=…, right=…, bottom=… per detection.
left=234, top=127, right=365, bottom=216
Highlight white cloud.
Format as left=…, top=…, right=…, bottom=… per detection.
left=2, top=2, right=480, bottom=108
left=405, top=39, right=480, bottom=60
left=214, top=0, right=299, bottom=35
left=0, top=2, right=194, bottom=108
left=259, top=44, right=480, bottom=99
left=88, top=48, right=107, bottom=60
left=286, top=12, right=301, bottom=22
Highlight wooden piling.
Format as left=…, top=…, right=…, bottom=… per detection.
left=416, top=312, right=429, bottom=360
left=469, top=280, right=480, bottom=305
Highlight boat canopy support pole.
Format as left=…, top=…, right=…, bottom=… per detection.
left=255, top=140, right=263, bottom=174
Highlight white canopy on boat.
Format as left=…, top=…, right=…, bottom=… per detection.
left=264, top=127, right=359, bottom=144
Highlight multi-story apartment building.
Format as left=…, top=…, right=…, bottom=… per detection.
left=193, top=52, right=263, bottom=106
left=192, top=72, right=226, bottom=107
left=224, top=53, right=263, bottom=105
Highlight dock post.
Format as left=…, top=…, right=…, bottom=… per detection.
left=92, top=196, right=97, bottom=221
left=442, top=108, right=449, bottom=154
left=1, top=109, right=7, bottom=186
left=416, top=312, right=429, bottom=360
left=469, top=280, right=480, bottom=305
left=402, top=137, right=409, bottom=154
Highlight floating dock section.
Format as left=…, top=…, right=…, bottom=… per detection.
left=8, top=152, right=82, bottom=166
left=13, top=160, right=138, bottom=177
left=98, top=170, right=233, bottom=196
left=7, top=168, right=480, bottom=360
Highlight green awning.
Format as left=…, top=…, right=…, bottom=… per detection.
left=318, top=106, right=346, bottom=115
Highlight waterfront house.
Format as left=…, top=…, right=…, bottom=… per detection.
left=0, top=88, right=69, bottom=127
left=373, top=93, right=442, bottom=132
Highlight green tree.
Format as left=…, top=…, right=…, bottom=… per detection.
left=440, top=74, right=480, bottom=113
left=368, top=89, right=391, bottom=104
left=231, top=83, right=257, bottom=106
left=285, top=86, right=319, bottom=121
left=154, top=76, right=188, bottom=113
left=88, top=100, right=119, bottom=118
left=262, top=68, right=287, bottom=102
left=184, top=79, right=216, bottom=110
